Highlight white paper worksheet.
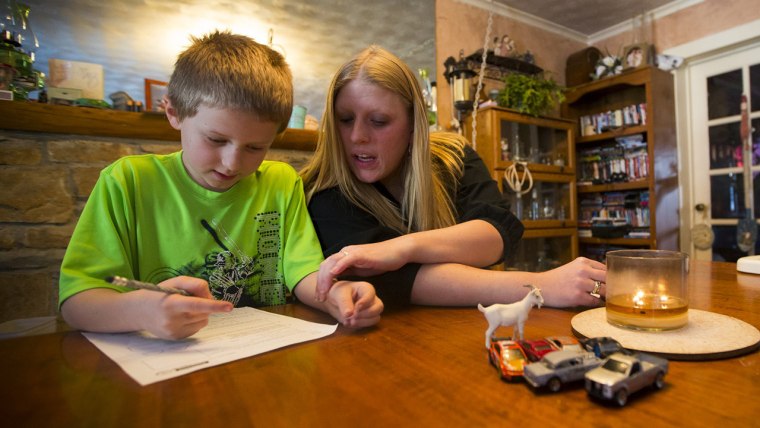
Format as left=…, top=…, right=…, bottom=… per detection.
left=83, top=307, right=338, bottom=386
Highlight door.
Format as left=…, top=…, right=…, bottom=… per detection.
left=689, top=43, right=760, bottom=261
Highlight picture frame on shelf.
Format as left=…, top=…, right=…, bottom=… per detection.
left=144, top=78, right=168, bottom=112
left=623, top=43, right=651, bottom=70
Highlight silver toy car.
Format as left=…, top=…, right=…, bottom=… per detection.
left=524, top=349, right=602, bottom=392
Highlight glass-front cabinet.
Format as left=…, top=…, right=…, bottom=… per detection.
left=466, top=106, right=577, bottom=270
left=508, top=229, right=578, bottom=272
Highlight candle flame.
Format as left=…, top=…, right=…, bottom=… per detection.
left=633, top=290, right=645, bottom=307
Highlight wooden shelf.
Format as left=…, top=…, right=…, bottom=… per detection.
left=577, top=180, right=650, bottom=193
left=576, top=125, right=647, bottom=144
left=522, top=219, right=578, bottom=229
left=493, top=162, right=574, bottom=175
left=563, top=67, right=651, bottom=105
left=0, top=100, right=317, bottom=151
left=579, top=236, right=653, bottom=246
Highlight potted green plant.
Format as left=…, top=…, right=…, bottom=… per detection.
left=497, top=72, right=565, bottom=117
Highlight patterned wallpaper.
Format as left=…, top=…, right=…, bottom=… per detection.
left=22, top=0, right=436, bottom=120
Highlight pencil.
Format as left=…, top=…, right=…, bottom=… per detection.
left=105, top=275, right=191, bottom=296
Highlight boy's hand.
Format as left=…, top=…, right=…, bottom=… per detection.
left=325, top=280, right=383, bottom=328
left=140, top=276, right=233, bottom=340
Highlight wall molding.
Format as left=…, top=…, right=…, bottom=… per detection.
left=458, top=0, right=704, bottom=46
left=588, top=0, right=704, bottom=45
left=664, top=18, right=760, bottom=60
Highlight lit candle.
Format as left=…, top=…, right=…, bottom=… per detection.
left=605, top=251, right=689, bottom=331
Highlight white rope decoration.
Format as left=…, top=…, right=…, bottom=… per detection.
left=503, top=161, right=534, bottom=195
left=469, top=8, right=493, bottom=151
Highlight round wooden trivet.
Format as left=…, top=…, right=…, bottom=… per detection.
left=571, top=308, right=760, bottom=361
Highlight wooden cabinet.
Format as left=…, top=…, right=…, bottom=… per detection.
left=466, top=106, right=577, bottom=271
left=562, top=66, right=679, bottom=260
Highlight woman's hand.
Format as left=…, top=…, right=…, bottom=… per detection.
left=533, top=257, right=607, bottom=307
left=315, top=241, right=409, bottom=302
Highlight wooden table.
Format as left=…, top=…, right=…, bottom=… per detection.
left=2, top=261, right=759, bottom=427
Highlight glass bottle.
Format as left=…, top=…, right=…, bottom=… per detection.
left=510, top=124, right=524, bottom=162
left=536, top=249, right=551, bottom=272
left=530, top=188, right=540, bottom=220
left=513, top=192, right=523, bottom=220
left=542, top=195, right=555, bottom=219
left=15, top=2, right=36, bottom=61
left=528, top=124, right=539, bottom=163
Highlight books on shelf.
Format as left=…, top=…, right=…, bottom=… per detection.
left=579, top=103, right=647, bottom=136
left=578, top=134, right=648, bottom=184
left=578, top=191, right=650, bottom=230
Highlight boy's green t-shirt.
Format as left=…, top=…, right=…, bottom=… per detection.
left=59, top=152, right=323, bottom=308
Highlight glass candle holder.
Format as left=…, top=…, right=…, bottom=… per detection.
left=605, top=250, right=689, bottom=331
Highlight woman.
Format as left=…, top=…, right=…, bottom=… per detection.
left=300, top=45, right=605, bottom=308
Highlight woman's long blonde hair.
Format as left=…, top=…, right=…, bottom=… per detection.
left=301, top=45, right=466, bottom=233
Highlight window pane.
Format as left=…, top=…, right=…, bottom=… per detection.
left=707, top=69, right=742, bottom=120
left=711, top=172, right=760, bottom=219
left=709, top=122, right=741, bottom=169
left=751, top=63, right=760, bottom=113
left=711, top=225, right=760, bottom=262
left=710, top=173, right=744, bottom=219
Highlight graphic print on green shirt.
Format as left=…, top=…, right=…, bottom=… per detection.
left=182, top=212, right=286, bottom=307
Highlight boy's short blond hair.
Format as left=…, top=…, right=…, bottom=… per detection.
left=168, top=30, right=293, bottom=131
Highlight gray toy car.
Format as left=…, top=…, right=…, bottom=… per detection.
left=523, top=349, right=603, bottom=392
left=585, top=351, right=669, bottom=406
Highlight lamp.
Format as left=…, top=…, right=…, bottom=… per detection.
left=444, top=50, right=476, bottom=113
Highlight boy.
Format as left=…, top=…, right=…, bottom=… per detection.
left=59, top=31, right=383, bottom=340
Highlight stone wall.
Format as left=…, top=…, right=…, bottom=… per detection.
left=0, top=130, right=313, bottom=323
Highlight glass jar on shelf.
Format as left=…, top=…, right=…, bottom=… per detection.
left=1, top=0, right=19, bottom=46
left=500, top=138, right=510, bottom=161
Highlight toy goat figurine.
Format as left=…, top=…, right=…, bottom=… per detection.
left=478, top=284, right=544, bottom=349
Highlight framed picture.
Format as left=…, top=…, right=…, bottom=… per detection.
left=144, top=78, right=168, bottom=112
left=623, top=43, right=651, bottom=70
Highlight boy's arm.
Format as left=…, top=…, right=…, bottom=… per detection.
left=60, top=276, right=233, bottom=340
left=293, top=272, right=383, bottom=328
